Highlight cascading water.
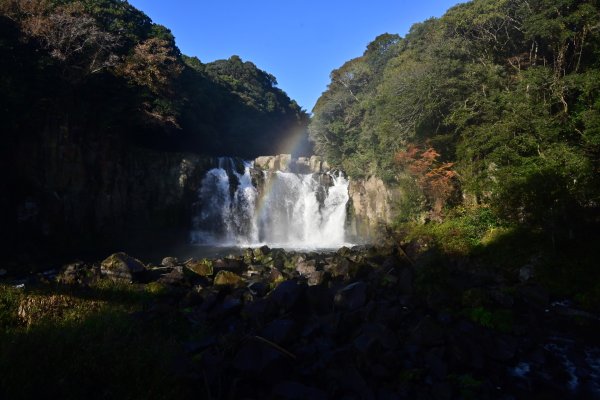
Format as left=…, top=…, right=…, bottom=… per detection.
left=190, top=157, right=350, bottom=248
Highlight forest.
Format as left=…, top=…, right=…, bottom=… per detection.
left=311, top=0, right=600, bottom=233
left=0, top=0, right=308, bottom=158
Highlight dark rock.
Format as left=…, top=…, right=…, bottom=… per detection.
left=398, top=267, right=414, bottom=295
left=100, top=252, right=146, bottom=283
left=337, top=246, right=352, bottom=257
left=248, top=281, right=269, bottom=297
left=232, top=338, right=289, bottom=375
left=158, top=266, right=189, bottom=286
left=209, top=296, right=242, bottom=319
left=213, top=270, right=244, bottom=287
left=324, top=256, right=355, bottom=279
left=412, top=315, right=445, bottom=346
left=269, top=280, right=306, bottom=312
left=161, top=256, right=179, bottom=268
left=334, top=281, right=367, bottom=311
left=425, top=347, right=448, bottom=380
left=261, top=319, right=296, bottom=344
left=57, top=261, right=90, bottom=284
left=271, top=381, right=328, bottom=400
left=354, top=322, right=398, bottom=353
left=213, top=257, right=245, bottom=273
left=306, top=285, right=334, bottom=315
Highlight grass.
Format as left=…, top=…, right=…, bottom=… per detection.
left=0, top=280, right=203, bottom=400
left=397, top=205, right=600, bottom=311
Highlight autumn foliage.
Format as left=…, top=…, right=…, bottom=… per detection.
left=395, top=145, right=457, bottom=221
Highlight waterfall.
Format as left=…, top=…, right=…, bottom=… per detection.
left=191, top=157, right=350, bottom=248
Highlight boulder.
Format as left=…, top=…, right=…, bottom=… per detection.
left=334, top=281, right=367, bottom=311
left=213, top=270, right=244, bottom=287
left=57, top=261, right=90, bottom=285
left=100, top=252, right=145, bottom=282
left=160, top=257, right=179, bottom=268
left=185, top=259, right=214, bottom=276
left=269, top=280, right=306, bottom=312
left=158, top=266, right=189, bottom=286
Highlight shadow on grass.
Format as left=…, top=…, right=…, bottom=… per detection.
left=0, top=282, right=203, bottom=400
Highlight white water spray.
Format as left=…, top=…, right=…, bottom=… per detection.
left=191, top=157, right=350, bottom=248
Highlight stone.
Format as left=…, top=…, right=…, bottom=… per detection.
left=253, top=245, right=271, bottom=259
left=232, top=338, right=288, bottom=374
left=296, top=258, right=317, bottom=276
left=412, top=315, right=445, bottom=346
left=185, top=259, right=214, bottom=276
left=213, top=270, right=244, bottom=287
left=307, top=271, right=325, bottom=286
left=334, top=281, right=367, bottom=311
left=519, top=264, right=535, bottom=283
left=100, top=252, right=145, bottom=283
left=158, top=266, right=188, bottom=286
left=306, top=285, right=334, bottom=315
left=272, top=381, right=328, bottom=400
left=269, top=280, right=306, bottom=312
left=160, top=257, right=179, bottom=268
left=248, top=281, right=269, bottom=297
left=261, top=319, right=296, bottom=344
left=0, top=269, right=7, bottom=277
left=57, top=261, right=89, bottom=284
left=213, top=257, right=245, bottom=272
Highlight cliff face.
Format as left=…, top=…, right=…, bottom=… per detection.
left=2, top=125, right=212, bottom=264
left=346, top=176, right=401, bottom=242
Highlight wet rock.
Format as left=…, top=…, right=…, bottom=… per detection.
left=185, top=259, right=214, bottom=276
left=213, top=270, right=244, bottom=287
left=161, top=257, right=179, bottom=268
left=253, top=245, right=271, bottom=259
left=100, top=252, right=145, bottom=283
left=334, top=281, right=367, bottom=311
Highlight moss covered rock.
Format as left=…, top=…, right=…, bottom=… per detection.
left=214, top=270, right=244, bottom=287
left=100, top=252, right=146, bottom=283
left=185, top=259, right=214, bottom=276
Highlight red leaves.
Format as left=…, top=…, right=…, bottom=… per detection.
left=395, top=144, right=457, bottom=220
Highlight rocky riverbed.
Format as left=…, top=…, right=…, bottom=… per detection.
left=4, top=244, right=600, bottom=399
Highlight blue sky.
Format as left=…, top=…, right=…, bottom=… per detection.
left=128, top=0, right=462, bottom=112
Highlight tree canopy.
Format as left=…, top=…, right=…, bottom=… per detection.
left=0, top=0, right=308, bottom=158
left=310, top=0, right=600, bottom=228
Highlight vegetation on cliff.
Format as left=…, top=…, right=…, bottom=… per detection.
left=310, top=0, right=600, bottom=230
left=0, top=0, right=308, bottom=158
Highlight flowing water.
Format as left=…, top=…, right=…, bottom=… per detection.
left=190, top=157, right=350, bottom=249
